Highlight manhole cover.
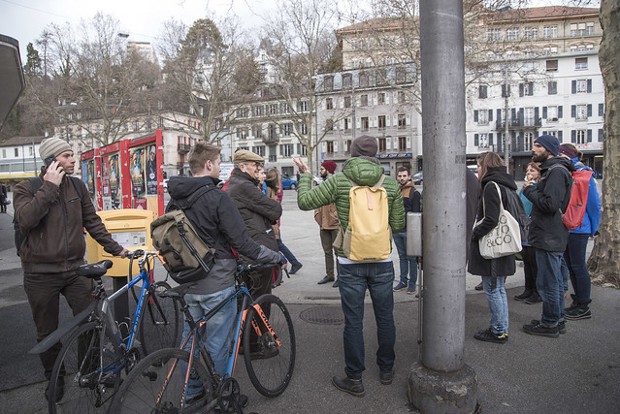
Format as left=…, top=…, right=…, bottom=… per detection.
left=299, top=306, right=344, bottom=325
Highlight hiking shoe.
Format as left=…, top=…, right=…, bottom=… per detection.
left=332, top=376, right=365, bottom=397
left=514, top=289, right=533, bottom=301
left=522, top=322, right=559, bottom=338
left=406, top=286, right=416, bottom=295
left=393, top=282, right=407, bottom=291
left=523, top=292, right=542, bottom=304
left=290, top=263, right=303, bottom=275
left=564, top=306, right=592, bottom=320
left=531, top=319, right=566, bottom=334
left=473, top=328, right=508, bottom=344
left=475, top=282, right=483, bottom=291
left=379, top=370, right=394, bottom=385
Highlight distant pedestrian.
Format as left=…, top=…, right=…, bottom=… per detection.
left=265, top=167, right=303, bottom=277
left=392, top=166, right=421, bottom=295
left=294, top=135, right=405, bottom=397
left=469, top=152, right=518, bottom=344
left=0, top=183, right=7, bottom=213
left=515, top=162, right=542, bottom=304
left=558, top=143, right=601, bottom=320
left=314, top=161, right=340, bottom=287
left=522, top=135, right=573, bottom=338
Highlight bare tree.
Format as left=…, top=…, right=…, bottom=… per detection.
left=259, top=0, right=342, bottom=172
left=157, top=17, right=261, bottom=144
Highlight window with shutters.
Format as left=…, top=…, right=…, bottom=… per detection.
left=360, top=94, right=369, bottom=107
left=574, top=130, right=586, bottom=144
left=378, top=115, right=386, bottom=130
left=378, top=138, right=387, bottom=153
left=478, top=110, right=488, bottom=125
left=478, top=133, right=489, bottom=149
left=546, top=106, right=559, bottom=121
left=398, top=114, right=406, bottom=129
left=326, top=98, right=333, bottom=110
left=344, top=118, right=350, bottom=132
left=253, top=145, right=265, bottom=157
left=575, top=79, right=588, bottom=93
left=524, top=107, right=536, bottom=126
left=325, top=141, right=334, bottom=155
left=479, top=85, right=488, bottom=99
left=575, top=105, right=588, bottom=121
left=548, top=81, right=558, bottom=95
left=361, top=117, right=369, bottom=131
left=378, top=92, right=386, bottom=105
left=398, top=136, right=407, bottom=151
left=325, top=118, right=334, bottom=131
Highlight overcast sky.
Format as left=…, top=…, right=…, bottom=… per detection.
left=0, top=0, right=278, bottom=59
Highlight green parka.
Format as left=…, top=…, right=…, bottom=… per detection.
left=297, top=157, right=405, bottom=257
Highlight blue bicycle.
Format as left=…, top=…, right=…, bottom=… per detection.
left=31, top=250, right=181, bottom=414
left=110, top=263, right=296, bottom=413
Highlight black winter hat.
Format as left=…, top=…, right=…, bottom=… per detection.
left=535, top=134, right=560, bottom=156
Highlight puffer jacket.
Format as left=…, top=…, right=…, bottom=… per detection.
left=569, top=161, right=601, bottom=236
left=524, top=156, right=574, bottom=252
left=225, top=168, right=281, bottom=253
left=468, top=167, right=518, bottom=277
left=14, top=175, right=123, bottom=273
left=297, top=157, right=405, bottom=257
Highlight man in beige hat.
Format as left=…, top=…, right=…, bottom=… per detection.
left=13, top=137, right=128, bottom=402
left=225, top=150, right=282, bottom=327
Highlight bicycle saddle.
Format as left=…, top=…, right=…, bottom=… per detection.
left=76, top=260, right=113, bottom=278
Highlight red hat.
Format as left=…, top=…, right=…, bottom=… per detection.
left=321, top=160, right=337, bottom=174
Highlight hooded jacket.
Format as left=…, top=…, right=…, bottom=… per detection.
left=468, top=167, right=518, bottom=277
left=524, top=156, right=574, bottom=252
left=167, top=175, right=278, bottom=294
left=14, top=175, right=123, bottom=273
left=297, top=157, right=405, bottom=258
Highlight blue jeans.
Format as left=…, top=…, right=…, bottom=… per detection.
left=563, top=233, right=591, bottom=305
left=277, top=238, right=301, bottom=266
left=481, top=276, right=509, bottom=334
left=182, top=286, right=235, bottom=399
left=393, top=232, right=417, bottom=286
left=337, top=261, right=396, bottom=379
left=535, top=249, right=565, bottom=327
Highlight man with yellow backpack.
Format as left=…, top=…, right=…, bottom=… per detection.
left=294, top=135, right=404, bottom=397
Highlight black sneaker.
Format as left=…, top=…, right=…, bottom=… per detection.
left=531, top=319, right=566, bottom=334
left=473, top=328, right=508, bottom=344
left=514, top=289, right=533, bottom=301
left=474, top=282, right=483, bottom=291
left=523, top=292, right=542, bottom=304
left=332, top=375, right=365, bottom=397
left=522, top=322, right=559, bottom=338
left=564, top=306, right=592, bottom=320
left=379, top=370, right=393, bottom=385
left=290, top=263, right=303, bottom=274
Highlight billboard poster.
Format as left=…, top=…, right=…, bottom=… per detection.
left=130, top=147, right=146, bottom=199
left=146, top=144, right=157, bottom=195
left=83, top=159, right=95, bottom=197
left=108, top=154, right=121, bottom=209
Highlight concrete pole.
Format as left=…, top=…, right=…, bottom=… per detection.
left=504, top=66, right=510, bottom=173
left=408, top=1, right=477, bottom=412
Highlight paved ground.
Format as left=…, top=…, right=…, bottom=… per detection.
left=0, top=189, right=618, bottom=413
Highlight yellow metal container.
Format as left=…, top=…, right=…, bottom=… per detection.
left=86, top=209, right=156, bottom=277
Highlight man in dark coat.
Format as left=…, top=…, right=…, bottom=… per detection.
left=225, top=150, right=282, bottom=299
left=522, top=135, right=574, bottom=338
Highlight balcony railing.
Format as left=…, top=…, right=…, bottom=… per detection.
left=178, top=143, right=191, bottom=154
left=495, top=118, right=542, bottom=130
left=263, top=135, right=279, bottom=145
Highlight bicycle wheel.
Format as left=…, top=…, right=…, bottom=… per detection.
left=243, top=294, right=296, bottom=397
left=110, top=348, right=214, bottom=414
left=139, top=281, right=181, bottom=355
left=48, top=321, right=120, bottom=414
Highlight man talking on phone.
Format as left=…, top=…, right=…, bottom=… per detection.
left=13, top=138, right=128, bottom=402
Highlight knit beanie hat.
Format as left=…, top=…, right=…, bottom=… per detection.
left=39, top=138, right=72, bottom=161
left=350, top=135, right=378, bottom=157
left=321, top=160, right=337, bottom=174
left=559, top=144, right=579, bottom=159
left=534, top=134, right=560, bottom=156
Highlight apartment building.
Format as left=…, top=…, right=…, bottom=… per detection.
left=322, top=5, right=603, bottom=177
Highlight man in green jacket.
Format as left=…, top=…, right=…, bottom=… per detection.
left=294, top=135, right=405, bottom=397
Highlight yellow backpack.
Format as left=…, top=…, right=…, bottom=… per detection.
left=342, top=175, right=391, bottom=261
